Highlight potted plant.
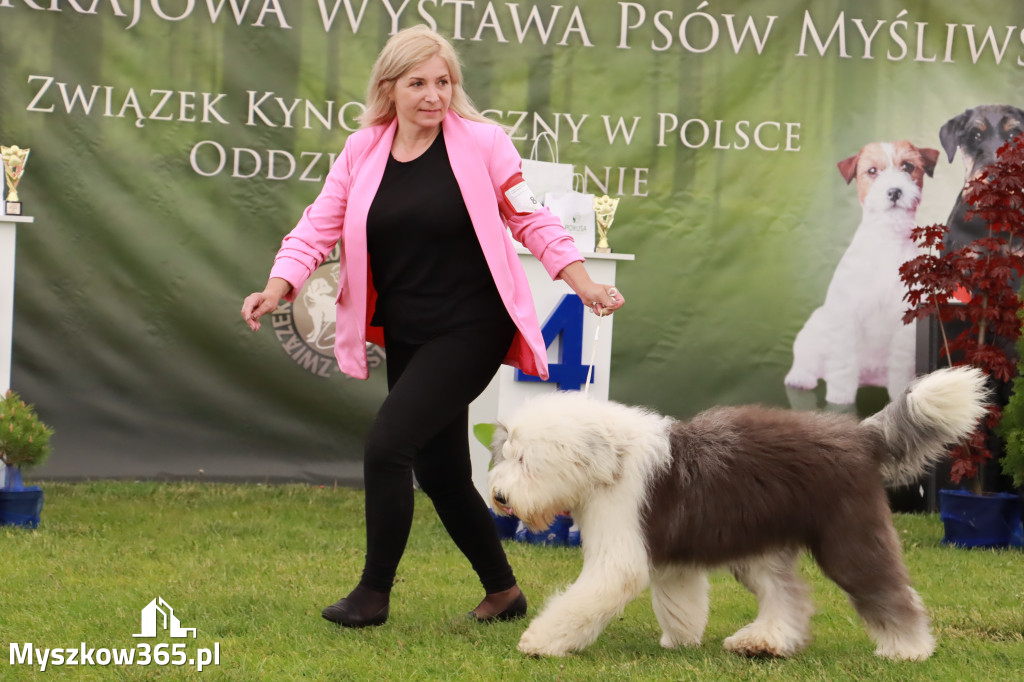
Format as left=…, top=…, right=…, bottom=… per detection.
left=0, top=389, right=53, bottom=528
left=899, top=134, right=1024, bottom=548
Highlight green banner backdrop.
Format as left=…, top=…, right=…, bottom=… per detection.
left=1, top=1, right=1022, bottom=481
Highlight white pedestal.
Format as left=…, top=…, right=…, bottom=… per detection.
left=1, top=214, right=33, bottom=395
left=468, top=248, right=634, bottom=497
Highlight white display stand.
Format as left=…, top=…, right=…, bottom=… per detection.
left=468, top=247, right=634, bottom=497
left=1, top=213, right=33, bottom=395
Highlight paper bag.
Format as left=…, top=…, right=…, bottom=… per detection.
left=521, top=132, right=573, bottom=202
left=544, top=190, right=596, bottom=253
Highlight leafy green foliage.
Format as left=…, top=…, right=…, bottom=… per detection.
left=473, top=422, right=497, bottom=449
left=0, top=389, right=54, bottom=470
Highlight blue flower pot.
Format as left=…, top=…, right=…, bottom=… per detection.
left=939, top=489, right=1023, bottom=549
left=566, top=520, right=581, bottom=547
left=0, top=487, right=44, bottom=528
left=490, top=508, right=519, bottom=539
left=517, top=514, right=573, bottom=546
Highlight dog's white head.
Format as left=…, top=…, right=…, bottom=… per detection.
left=837, top=141, right=939, bottom=216
left=487, top=392, right=669, bottom=532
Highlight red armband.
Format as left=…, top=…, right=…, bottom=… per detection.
left=499, top=172, right=540, bottom=217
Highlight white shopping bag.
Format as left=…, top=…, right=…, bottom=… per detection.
left=544, top=189, right=596, bottom=253
left=521, top=132, right=573, bottom=202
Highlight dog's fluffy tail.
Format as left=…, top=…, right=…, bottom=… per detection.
left=863, top=367, right=990, bottom=486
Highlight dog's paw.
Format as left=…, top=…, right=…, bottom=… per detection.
left=874, top=642, right=934, bottom=662
left=783, top=369, right=817, bottom=390
left=660, top=631, right=702, bottom=649
left=518, top=626, right=572, bottom=657
left=872, top=630, right=935, bottom=661
left=822, top=383, right=857, bottom=406
left=724, top=623, right=807, bottom=659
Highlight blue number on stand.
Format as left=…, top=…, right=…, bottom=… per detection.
left=516, top=294, right=592, bottom=391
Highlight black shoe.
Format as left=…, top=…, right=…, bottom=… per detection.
left=322, top=594, right=389, bottom=628
left=469, top=591, right=527, bottom=623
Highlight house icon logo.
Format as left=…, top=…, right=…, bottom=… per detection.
left=132, top=597, right=197, bottom=639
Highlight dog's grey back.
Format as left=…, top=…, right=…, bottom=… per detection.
left=642, top=367, right=987, bottom=566
left=643, top=407, right=883, bottom=566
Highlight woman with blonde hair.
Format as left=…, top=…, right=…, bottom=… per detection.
left=241, top=25, right=623, bottom=628
left=360, top=24, right=491, bottom=128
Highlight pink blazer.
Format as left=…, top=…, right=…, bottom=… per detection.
left=269, top=112, right=583, bottom=380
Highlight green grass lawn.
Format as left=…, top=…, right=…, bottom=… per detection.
left=1, top=481, right=1021, bottom=681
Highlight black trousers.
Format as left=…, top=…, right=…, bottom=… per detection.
left=358, top=314, right=518, bottom=594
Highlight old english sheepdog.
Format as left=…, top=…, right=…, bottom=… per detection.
left=488, top=367, right=988, bottom=660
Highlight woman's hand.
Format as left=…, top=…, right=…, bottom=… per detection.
left=576, top=281, right=625, bottom=316
left=241, top=277, right=293, bottom=331
left=557, top=261, right=625, bottom=317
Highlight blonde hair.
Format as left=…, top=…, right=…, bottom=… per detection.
left=360, top=25, right=493, bottom=128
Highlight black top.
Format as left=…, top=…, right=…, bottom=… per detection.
left=366, top=129, right=508, bottom=343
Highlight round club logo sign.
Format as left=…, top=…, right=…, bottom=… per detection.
left=272, top=255, right=384, bottom=378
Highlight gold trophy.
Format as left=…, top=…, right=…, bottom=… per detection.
left=593, top=194, right=620, bottom=253
left=2, top=145, right=30, bottom=216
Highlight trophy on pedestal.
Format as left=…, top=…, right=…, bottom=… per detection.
left=593, top=194, right=620, bottom=253
left=1, top=145, right=30, bottom=216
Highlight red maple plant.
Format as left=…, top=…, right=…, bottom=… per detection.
left=899, top=135, right=1024, bottom=488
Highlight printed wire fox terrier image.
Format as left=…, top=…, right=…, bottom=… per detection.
left=784, top=141, right=940, bottom=408
left=488, top=367, right=988, bottom=660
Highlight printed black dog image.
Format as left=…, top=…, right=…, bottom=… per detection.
left=939, top=104, right=1024, bottom=249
